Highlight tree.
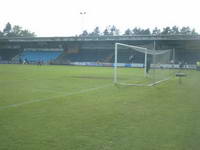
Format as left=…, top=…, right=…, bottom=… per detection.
left=0, top=31, right=3, bottom=37
left=152, top=27, right=161, bottom=35
left=104, top=26, right=112, bottom=36
left=13, top=25, right=23, bottom=36
left=124, top=28, right=132, bottom=35
left=171, top=26, right=179, bottom=35
left=94, top=26, right=100, bottom=36
left=161, top=27, right=172, bottom=35
left=80, top=30, right=89, bottom=36
left=89, top=26, right=100, bottom=36
left=1, top=22, right=35, bottom=37
left=103, top=28, right=109, bottom=36
left=180, top=26, right=191, bottom=35
left=110, top=25, right=120, bottom=36
left=132, top=27, right=141, bottom=35
left=132, top=27, right=150, bottom=35
left=20, top=29, right=35, bottom=37
left=191, top=28, right=198, bottom=35
left=143, top=28, right=151, bottom=35
left=3, top=22, right=12, bottom=35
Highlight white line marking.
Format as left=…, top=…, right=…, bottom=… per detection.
left=0, top=84, right=112, bottom=111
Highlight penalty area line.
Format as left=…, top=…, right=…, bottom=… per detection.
left=0, top=84, right=112, bottom=111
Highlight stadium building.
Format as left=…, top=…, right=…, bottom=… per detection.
left=0, top=35, right=200, bottom=67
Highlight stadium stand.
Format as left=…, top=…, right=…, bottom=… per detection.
left=176, top=51, right=200, bottom=64
left=20, top=51, right=61, bottom=63
left=115, top=50, right=144, bottom=63
left=0, top=38, right=200, bottom=66
left=55, top=49, right=114, bottom=64
left=0, top=49, right=21, bottom=61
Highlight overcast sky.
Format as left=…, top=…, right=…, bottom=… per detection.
left=0, top=0, right=199, bottom=37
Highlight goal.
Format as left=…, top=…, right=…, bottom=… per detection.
left=114, top=43, right=174, bottom=86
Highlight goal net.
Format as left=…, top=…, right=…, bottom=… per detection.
left=114, top=43, right=174, bottom=86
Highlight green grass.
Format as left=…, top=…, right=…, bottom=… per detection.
left=0, top=64, right=200, bottom=150
left=117, top=67, right=175, bottom=85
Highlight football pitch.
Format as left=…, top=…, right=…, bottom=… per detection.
left=0, top=64, right=200, bottom=150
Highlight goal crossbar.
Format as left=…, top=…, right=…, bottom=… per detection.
left=115, top=43, right=171, bottom=55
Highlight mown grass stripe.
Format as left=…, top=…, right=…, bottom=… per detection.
left=0, top=84, right=112, bottom=110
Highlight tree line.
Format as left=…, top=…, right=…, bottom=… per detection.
left=80, top=25, right=199, bottom=36
left=0, top=22, right=35, bottom=37
left=0, top=22, right=199, bottom=37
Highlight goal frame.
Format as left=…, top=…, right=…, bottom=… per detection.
left=114, top=42, right=173, bottom=86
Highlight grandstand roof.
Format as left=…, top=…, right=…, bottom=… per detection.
left=1, top=35, right=200, bottom=42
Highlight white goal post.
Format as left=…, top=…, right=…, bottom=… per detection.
left=114, top=42, right=174, bottom=86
